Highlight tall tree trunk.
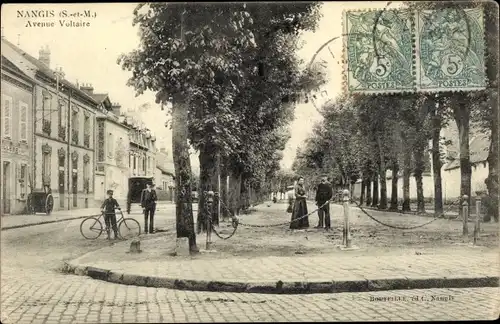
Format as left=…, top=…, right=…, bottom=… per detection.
left=197, top=143, right=217, bottom=233
left=210, top=152, right=220, bottom=226
left=453, top=99, right=472, bottom=217
left=430, top=97, right=444, bottom=215
left=371, top=172, right=379, bottom=207
left=228, top=169, right=242, bottom=216
left=484, top=2, right=499, bottom=222
left=172, top=97, right=198, bottom=253
left=377, top=135, right=388, bottom=209
left=241, top=177, right=249, bottom=210
left=401, top=131, right=411, bottom=212
left=485, top=122, right=499, bottom=222
left=365, top=176, right=372, bottom=206
left=220, top=158, right=229, bottom=221
left=360, top=176, right=366, bottom=205
left=413, top=143, right=426, bottom=214
left=390, top=160, right=399, bottom=211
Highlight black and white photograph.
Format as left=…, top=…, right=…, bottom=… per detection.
left=0, top=1, right=499, bottom=322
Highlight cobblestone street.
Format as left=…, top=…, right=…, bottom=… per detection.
left=2, top=204, right=499, bottom=322
left=1, top=267, right=499, bottom=323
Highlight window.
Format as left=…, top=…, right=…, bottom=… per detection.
left=19, top=101, right=28, bottom=142
left=60, top=100, right=66, bottom=127
left=19, top=164, right=27, bottom=198
left=2, top=95, right=13, bottom=138
left=72, top=107, right=78, bottom=128
left=42, top=153, right=51, bottom=185
left=107, top=133, right=114, bottom=158
left=84, top=115, right=90, bottom=134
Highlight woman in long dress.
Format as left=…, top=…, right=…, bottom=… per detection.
left=290, top=176, right=309, bottom=229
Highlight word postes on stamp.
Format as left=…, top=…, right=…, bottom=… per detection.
left=343, top=9, right=415, bottom=94
left=416, top=7, right=486, bottom=92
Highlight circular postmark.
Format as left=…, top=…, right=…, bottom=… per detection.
left=306, top=30, right=376, bottom=113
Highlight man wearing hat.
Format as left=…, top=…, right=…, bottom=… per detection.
left=315, top=176, right=333, bottom=230
left=101, top=189, right=120, bottom=239
left=141, top=182, right=158, bottom=234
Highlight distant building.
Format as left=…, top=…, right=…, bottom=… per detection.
left=2, top=39, right=99, bottom=211
left=154, top=148, right=175, bottom=201
left=124, top=116, right=156, bottom=178
left=1, top=55, right=34, bottom=214
left=93, top=96, right=131, bottom=204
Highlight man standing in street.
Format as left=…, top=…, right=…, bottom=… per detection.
left=315, top=176, right=333, bottom=230
left=141, top=182, right=158, bottom=234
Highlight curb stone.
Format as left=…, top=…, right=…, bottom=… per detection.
left=63, top=261, right=500, bottom=294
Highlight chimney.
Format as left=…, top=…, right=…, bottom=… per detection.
left=38, top=45, right=51, bottom=67
left=79, top=83, right=94, bottom=95
left=111, top=102, right=121, bottom=116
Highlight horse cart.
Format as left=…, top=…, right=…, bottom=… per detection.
left=126, top=176, right=154, bottom=213
left=26, top=185, right=54, bottom=215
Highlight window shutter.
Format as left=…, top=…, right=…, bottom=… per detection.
left=3, top=95, right=12, bottom=138
left=20, top=102, right=28, bottom=141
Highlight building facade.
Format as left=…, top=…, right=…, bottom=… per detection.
left=2, top=39, right=99, bottom=211
left=94, top=100, right=131, bottom=205
left=125, top=116, right=157, bottom=178
left=154, top=148, right=175, bottom=201
left=0, top=55, right=34, bottom=214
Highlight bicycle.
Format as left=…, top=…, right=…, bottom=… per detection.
left=80, top=208, right=141, bottom=240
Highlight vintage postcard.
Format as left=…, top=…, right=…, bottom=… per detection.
left=1, top=1, right=498, bottom=323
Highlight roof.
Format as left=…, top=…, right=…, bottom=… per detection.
left=444, top=134, right=490, bottom=170
left=1, top=55, right=32, bottom=81
left=156, top=164, right=175, bottom=177
left=90, top=93, right=110, bottom=105
left=1, top=38, right=97, bottom=105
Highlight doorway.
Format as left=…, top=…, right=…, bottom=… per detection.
left=59, top=156, right=65, bottom=209
left=72, top=172, right=78, bottom=208
left=2, top=161, right=10, bottom=214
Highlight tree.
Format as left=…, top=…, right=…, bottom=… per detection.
left=118, top=2, right=261, bottom=252
left=404, top=0, right=498, bottom=220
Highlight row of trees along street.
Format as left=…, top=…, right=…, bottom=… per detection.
left=292, top=1, right=498, bottom=222
left=118, top=2, right=326, bottom=253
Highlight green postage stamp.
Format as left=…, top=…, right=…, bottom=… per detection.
left=416, top=7, right=486, bottom=92
left=343, top=9, right=415, bottom=94
left=343, top=7, right=486, bottom=94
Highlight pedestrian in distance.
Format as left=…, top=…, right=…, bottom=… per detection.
left=141, top=182, right=158, bottom=234
left=101, top=189, right=120, bottom=240
left=290, top=176, right=310, bottom=230
left=286, top=185, right=295, bottom=213
left=315, top=176, right=333, bottom=230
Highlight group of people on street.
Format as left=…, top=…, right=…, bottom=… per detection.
left=100, top=183, right=158, bottom=240
left=287, top=176, right=333, bottom=230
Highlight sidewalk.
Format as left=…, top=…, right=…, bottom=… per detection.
left=65, top=235, right=499, bottom=294
left=1, top=208, right=102, bottom=230
left=64, top=203, right=499, bottom=294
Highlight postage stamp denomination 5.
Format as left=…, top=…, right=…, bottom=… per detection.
left=343, top=9, right=415, bottom=94
left=416, top=8, right=486, bottom=92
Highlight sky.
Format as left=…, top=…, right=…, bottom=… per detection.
left=1, top=1, right=397, bottom=171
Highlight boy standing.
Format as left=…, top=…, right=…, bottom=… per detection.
left=101, top=189, right=120, bottom=240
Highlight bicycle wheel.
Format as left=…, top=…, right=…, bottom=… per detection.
left=119, top=218, right=141, bottom=239
left=80, top=217, right=103, bottom=240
